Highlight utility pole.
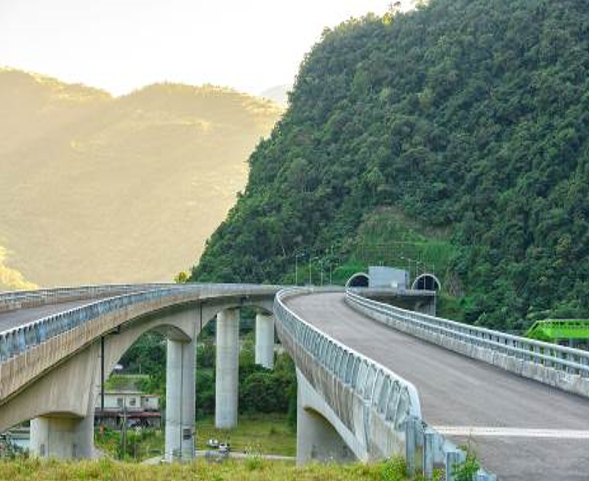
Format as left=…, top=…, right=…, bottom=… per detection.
left=329, top=245, right=334, bottom=285
left=308, top=256, right=313, bottom=285
left=100, top=336, right=105, bottom=428
left=120, top=398, right=127, bottom=460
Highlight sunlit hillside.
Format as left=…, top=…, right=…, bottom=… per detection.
left=0, top=68, right=283, bottom=289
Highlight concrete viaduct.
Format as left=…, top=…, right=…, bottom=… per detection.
left=1, top=283, right=588, bottom=480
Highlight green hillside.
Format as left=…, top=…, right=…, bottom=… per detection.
left=191, top=0, right=589, bottom=331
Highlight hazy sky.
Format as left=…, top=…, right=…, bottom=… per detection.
left=0, top=0, right=413, bottom=96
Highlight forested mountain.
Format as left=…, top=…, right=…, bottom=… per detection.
left=0, top=69, right=282, bottom=288
left=191, top=0, right=589, bottom=331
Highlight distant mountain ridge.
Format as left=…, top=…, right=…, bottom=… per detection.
left=0, top=68, right=283, bottom=289
left=260, top=85, right=291, bottom=106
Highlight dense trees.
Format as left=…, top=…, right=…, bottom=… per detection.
left=120, top=332, right=296, bottom=422
left=191, top=0, right=589, bottom=331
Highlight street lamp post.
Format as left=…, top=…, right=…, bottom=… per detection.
left=329, top=245, right=334, bottom=285
left=295, top=253, right=305, bottom=286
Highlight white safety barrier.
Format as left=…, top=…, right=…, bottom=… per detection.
left=347, top=290, right=589, bottom=398
left=276, top=288, right=496, bottom=480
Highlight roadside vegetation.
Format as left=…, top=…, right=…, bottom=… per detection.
left=0, top=457, right=438, bottom=481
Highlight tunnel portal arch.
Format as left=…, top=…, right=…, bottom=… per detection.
left=345, top=273, right=370, bottom=288
left=411, top=273, right=441, bottom=292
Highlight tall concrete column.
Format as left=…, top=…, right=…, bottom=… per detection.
left=296, top=377, right=354, bottom=465
left=30, top=414, right=94, bottom=459
left=215, top=308, right=239, bottom=429
left=165, top=338, right=196, bottom=462
left=255, top=312, right=274, bottom=369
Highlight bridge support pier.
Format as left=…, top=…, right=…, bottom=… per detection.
left=30, top=414, right=94, bottom=459
left=255, top=313, right=274, bottom=369
left=215, top=308, right=239, bottom=429
left=296, top=381, right=354, bottom=464
left=164, top=338, right=196, bottom=462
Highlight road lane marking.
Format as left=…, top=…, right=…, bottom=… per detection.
left=434, top=427, right=589, bottom=439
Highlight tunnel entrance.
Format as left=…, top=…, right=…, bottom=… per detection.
left=345, top=273, right=370, bottom=288
left=411, top=273, right=441, bottom=292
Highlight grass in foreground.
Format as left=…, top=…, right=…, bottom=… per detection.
left=0, top=457, right=431, bottom=481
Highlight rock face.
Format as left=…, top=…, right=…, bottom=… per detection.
left=0, top=69, right=282, bottom=288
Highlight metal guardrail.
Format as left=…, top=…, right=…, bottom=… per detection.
left=347, top=290, right=589, bottom=378
left=275, top=287, right=422, bottom=427
left=275, top=288, right=496, bottom=480
left=0, top=283, right=276, bottom=363
left=0, top=283, right=173, bottom=312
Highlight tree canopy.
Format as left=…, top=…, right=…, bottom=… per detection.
left=191, top=0, right=589, bottom=331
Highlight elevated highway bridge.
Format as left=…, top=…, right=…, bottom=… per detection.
left=285, top=292, right=589, bottom=481
left=0, top=283, right=587, bottom=480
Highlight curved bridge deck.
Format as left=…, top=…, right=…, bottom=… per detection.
left=287, top=292, right=589, bottom=481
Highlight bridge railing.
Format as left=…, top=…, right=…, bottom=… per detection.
left=0, top=283, right=275, bottom=363
left=0, top=283, right=174, bottom=313
left=275, top=287, right=422, bottom=426
left=346, top=290, right=589, bottom=383
left=275, top=288, right=496, bottom=480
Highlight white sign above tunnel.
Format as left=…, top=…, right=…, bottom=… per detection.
left=346, top=266, right=410, bottom=289
left=368, top=266, right=409, bottom=289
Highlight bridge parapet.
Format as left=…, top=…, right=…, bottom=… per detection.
left=0, top=284, right=277, bottom=363
left=0, top=283, right=171, bottom=313
left=275, top=288, right=496, bottom=480
left=346, top=290, right=589, bottom=398
left=275, top=287, right=422, bottom=460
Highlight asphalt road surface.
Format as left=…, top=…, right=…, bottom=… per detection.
left=287, top=292, right=589, bottom=481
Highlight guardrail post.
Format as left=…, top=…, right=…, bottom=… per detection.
left=423, top=428, right=435, bottom=480
left=582, top=356, right=589, bottom=378
left=445, top=448, right=466, bottom=481
left=405, top=416, right=417, bottom=476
